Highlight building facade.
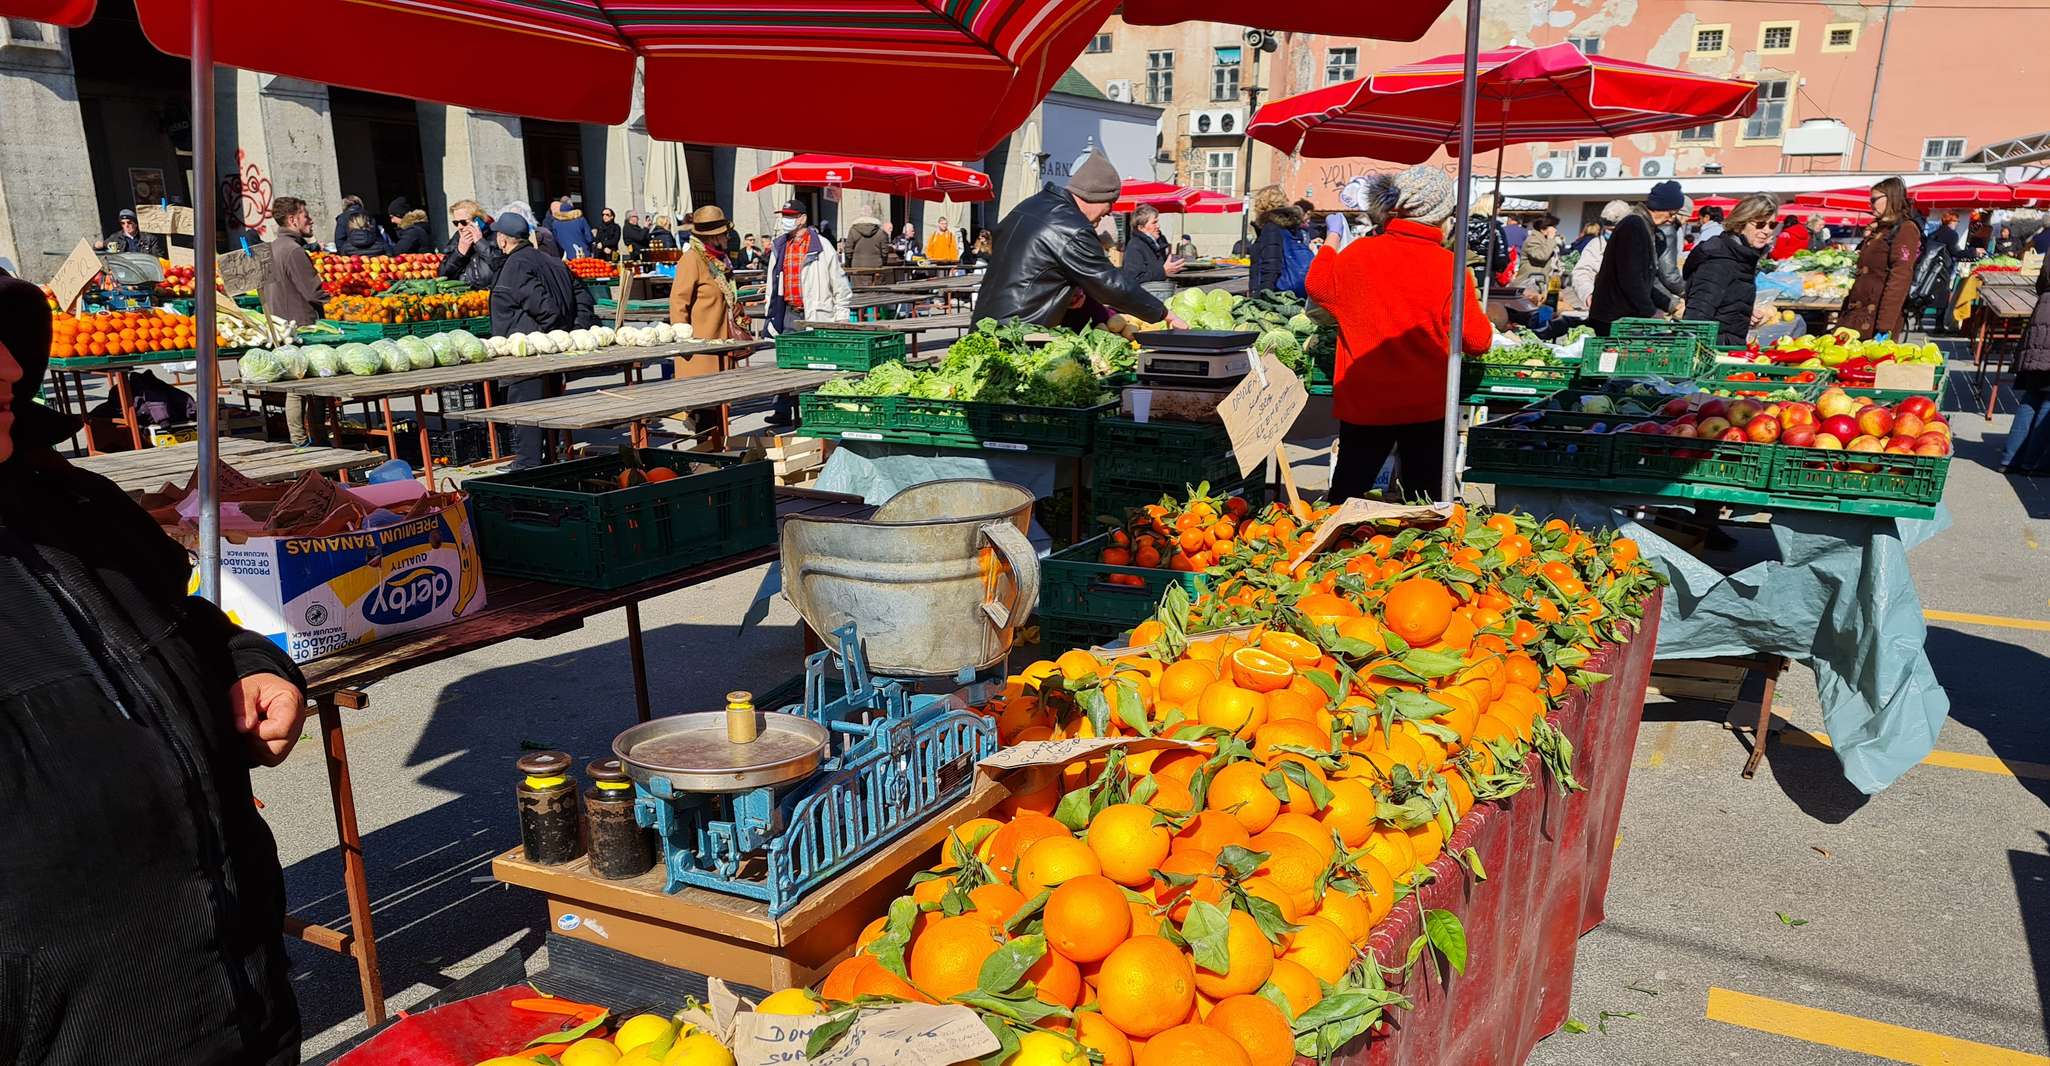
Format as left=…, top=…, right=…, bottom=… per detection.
left=1072, top=1, right=2050, bottom=211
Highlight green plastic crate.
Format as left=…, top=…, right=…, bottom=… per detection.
left=1040, top=533, right=1212, bottom=628
left=1035, top=612, right=1134, bottom=654
left=1610, top=432, right=1776, bottom=489
left=1460, top=360, right=1577, bottom=401
left=1768, top=447, right=1949, bottom=507
left=798, top=393, right=1109, bottom=455
left=1464, top=412, right=1616, bottom=479
left=1094, top=417, right=1237, bottom=486
left=1613, top=318, right=1719, bottom=344
left=1699, top=360, right=1834, bottom=400
left=1577, top=336, right=1709, bottom=380
left=308, top=320, right=386, bottom=344
left=466, top=450, right=775, bottom=589
left=775, top=328, right=908, bottom=371
left=1093, top=472, right=1264, bottom=521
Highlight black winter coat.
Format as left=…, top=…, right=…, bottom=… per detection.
left=1122, top=228, right=1172, bottom=286
left=338, top=224, right=392, bottom=257
left=1250, top=207, right=1305, bottom=294
left=593, top=220, right=621, bottom=258
left=1682, top=233, right=1765, bottom=346
left=2017, top=257, right=2050, bottom=390
left=1588, top=212, right=1672, bottom=332
left=843, top=221, right=890, bottom=270
left=491, top=243, right=593, bottom=335
left=972, top=184, right=1167, bottom=326
left=440, top=232, right=508, bottom=290
left=0, top=278, right=303, bottom=1066
left=393, top=222, right=434, bottom=254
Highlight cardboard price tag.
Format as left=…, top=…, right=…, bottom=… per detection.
left=218, top=243, right=271, bottom=295
left=136, top=203, right=196, bottom=235
left=47, top=239, right=103, bottom=312
left=978, top=736, right=1205, bottom=770
left=1288, top=498, right=1456, bottom=570
left=1217, top=354, right=1308, bottom=478
left=731, top=1011, right=827, bottom=1066
left=1871, top=361, right=1936, bottom=393
left=812, top=1004, right=998, bottom=1066
left=167, top=244, right=195, bottom=268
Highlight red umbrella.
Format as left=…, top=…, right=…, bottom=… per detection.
left=1114, top=180, right=1204, bottom=213
left=1248, top=43, right=1758, bottom=163
left=1120, top=0, right=1453, bottom=43
left=748, top=155, right=992, bottom=202
left=1184, top=191, right=1247, bottom=215
left=1693, top=196, right=1739, bottom=217
left=2015, top=178, right=2050, bottom=205
left=1792, top=188, right=1876, bottom=213
left=1779, top=204, right=1869, bottom=226
left=1905, top=177, right=2015, bottom=209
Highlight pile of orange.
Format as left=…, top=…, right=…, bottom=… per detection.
left=812, top=493, right=1663, bottom=1066
left=50, top=309, right=214, bottom=360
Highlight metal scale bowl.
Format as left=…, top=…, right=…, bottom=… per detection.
left=612, top=480, right=1037, bottom=914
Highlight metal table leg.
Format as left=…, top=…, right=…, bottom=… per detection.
left=625, top=602, right=653, bottom=724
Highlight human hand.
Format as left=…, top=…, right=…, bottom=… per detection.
left=1165, top=256, right=1185, bottom=276
left=1751, top=301, right=1777, bottom=326
left=1166, top=312, right=1191, bottom=329
left=230, top=672, right=307, bottom=767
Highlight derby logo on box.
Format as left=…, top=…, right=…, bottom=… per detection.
left=364, top=565, right=454, bottom=626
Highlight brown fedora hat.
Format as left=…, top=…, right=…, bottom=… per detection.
left=690, top=205, right=731, bottom=237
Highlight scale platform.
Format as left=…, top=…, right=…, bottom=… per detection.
left=1137, top=348, right=1252, bottom=386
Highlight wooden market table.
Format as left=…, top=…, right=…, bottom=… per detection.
left=295, top=488, right=871, bottom=1029
left=71, top=435, right=384, bottom=494
left=444, top=365, right=839, bottom=453
left=45, top=346, right=238, bottom=454
left=246, top=340, right=765, bottom=478
left=1969, top=277, right=2038, bottom=416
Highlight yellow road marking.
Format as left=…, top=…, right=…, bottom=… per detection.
left=1923, top=609, right=2050, bottom=634
left=1706, top=988, right=2050, bottom=1065
left=1780, top=731, right=2050, bottom=781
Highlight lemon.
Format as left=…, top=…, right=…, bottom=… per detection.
left=615, top=1014, right=676, bottom=1054
left=475, top=1058, right=550, bottom=1066
left=618, top=1050, right=664, bottom=1066
left=560, top=1038, right=624, bottom=1066
left=754, top=988, right=824, bottom=1015
left=663, top=1031, right=736, bottom=1066
left=1007, top=1031, right=1086, bottom=1066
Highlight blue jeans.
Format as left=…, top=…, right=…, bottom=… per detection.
left=2000, top=386, right=2050, bottom=471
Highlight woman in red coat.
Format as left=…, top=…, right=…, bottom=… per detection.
left=1308, top=165, right=1492, bottom=502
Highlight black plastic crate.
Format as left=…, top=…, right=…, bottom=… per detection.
left=1094, top=416, right=1238, bottom=485
left=1039, top=532, right=1212, bottom=628
left=1464, top=411, right=1615, bottom=479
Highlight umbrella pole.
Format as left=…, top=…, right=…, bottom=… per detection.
left=1441, top=0, right=1482, bottom=504
left=193, top=0, right=221, bottom=602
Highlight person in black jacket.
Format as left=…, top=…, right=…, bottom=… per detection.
left=1248, top=184, right=1306, bottom=294
left=593, top=207, right=622, bottom=259
left=621, top=212, right=649, bottom=256
left=389, top=197, right=434, bottom=254
left=489, top=213, right=594, bottom=466
left=333, top=194, right=366, bottom=249
left=1683, top=194, right=1780, bottom=346
left=1588, top=181, right=1684, bottom=334
left=1121, top=204, right=1184, bottom=290
left=338, top=211, right=393, bottom=256
left=972, top=149, right=1177, bottom=327
left=0, top=275, right=306, bottom=1065
left=1999, top=256, right=2050, bottom=474
left=103, top=208, right=167, bottom=256
left=439, top=199, right=506, bottom=289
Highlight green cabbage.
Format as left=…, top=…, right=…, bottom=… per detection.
left=275, top=348, right=309, bottom=380
left=240, top=348, right=284, bottom=383
left=337, top=343, right=382, bottom=376
left=397, top=335, right=436, bottom=370
left=302, top=344, right=341, bottom=377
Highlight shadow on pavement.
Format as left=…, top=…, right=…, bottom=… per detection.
left=1925, top=626, right=2050, bottom=810
left=281, top=617, right=814, bottom=1039
left=2011, top=832, right=2050, bottom=1055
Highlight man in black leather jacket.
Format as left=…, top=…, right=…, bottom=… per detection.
left=972, top=150, right=1181, bottom=328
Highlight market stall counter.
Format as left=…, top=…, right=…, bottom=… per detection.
left=446, top=365, right=840, bottom=454
left=289, top=487, right=871, bottom=1029
left=72, top=434, right=384, bottom=493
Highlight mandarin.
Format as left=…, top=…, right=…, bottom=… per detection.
left=1097, top=936, right=1197, bottom=1038
left=1204, top=995, right=1295, bottom=1066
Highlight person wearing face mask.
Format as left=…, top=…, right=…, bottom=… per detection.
left=1684, top=195, right=1783, bottom=346
left=0, top=275, right=309, bottom=1065
left=764, top=201, right=853, bottom=424
left=972, top=150, right=1178, bottom=328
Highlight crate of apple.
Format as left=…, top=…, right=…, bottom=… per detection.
left=312, top=253, right=442, bottom=296
left=158, top=264, right=198, bottom=296
left=1619, top=389, right=1951, bottom=455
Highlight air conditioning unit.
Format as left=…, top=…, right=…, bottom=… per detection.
left=1638, top=155, right=1679, bottom=179
left=1530, top=155, right=1570, bottom=180
left=1105, top=80, right=1134, bottom=103
left=1190, top=108, right=1245, bottom=136
left=1579, top=158, right=1627, bottom=179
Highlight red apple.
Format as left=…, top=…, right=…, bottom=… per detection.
left=1856, top=406, right=1895, bottom=438
left=1698, top=398, right=1729, bottom=420
left=1915, top=431, right=1951, bottom=455
left=1697, top=416, right=1731, bottom=438
left=1893, top=412, right=1925, bottom=438
left=1924, top=418, right=1952, bottom=439
left=1661, top=397, right=1692, bottom=417
left=1668, top=422, right=1699, bottom=438
left=1820, top=414, right=1860, bottom=441
left=1782, top=424, right=1817, bottom=447
left=1626, top=421, right=1663, bottom=434
left=1728, top=400, right=1762, bottom=426
left=1746, top=417, right=1782, bottom=443
left=1779, top=403, right=1816, bottom=429
left=1718, top=427, right=1747, bottom=442
left=1815, top=433, right=1845, bottom=450
left=1885, top=435, right=1917, bottom=454
left=1897, top=395, right=1937, bottom=421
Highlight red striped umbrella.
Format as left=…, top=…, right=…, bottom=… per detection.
left=1120, top=0, right=1452, bottom=43
left=1779, top=204, right=1869, bottom=226
left=1792, top=189, right=1876, bottom=213
left=1692, top=196, right=1740, bottom=217
left=1905, top=177, right=2015, bottom=209
left=1114, top=180, right=1204, bottom=213
left=748, top=155, right=992, bottom=202
left=1249, top=43, right=1758, bottom=163
left=2015, top=179, right=2050, bottom=205
left=1184, top=191, right=1247, bottom=215
left=37, top=0, right=1120, bottom=160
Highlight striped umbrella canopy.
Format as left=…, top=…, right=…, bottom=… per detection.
left=748, top=155, right=993, bottom=202
left=2014, top=178, right=2050, bottom=205
left=36, top=0, right=1121, bottom=160
left=1792, top=189, right=1876, bottom=213
left=1692, top=196, right=1740, bottom=217
left=1249, top=43, right=1759, bottom=163
left=1906, top=177, right=2015, bottom=209
left=1114, top=180, right=1204, bottom=213
left=1184, top=191, right=1247, bottom=215
left=1120, top=0, right=1452, bottom=43
left=1779, top=203, right=1869, bottom=226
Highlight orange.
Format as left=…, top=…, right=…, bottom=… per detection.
left=908, top=914, right=1000, bottom=1000
left=1153, top=848, right=1225, bottom=922
left=968, top=882, right=1028, bottom=927
left=1197, top=682, right=1267, bottom=738
left=1204, top=761, right=1280, bottom=835
left=1353, top=854, right=1397, bottom=930
left=1028, top=945, right=1085, bottom=1007
left=1057, top=649, right=1108, bottom=682
left=1264, top=959, right=1323, bottom=1018
left=1136, top=1023, right=1250, bottom=1066
left=1265, top=754, right=1327, bottom=816
left=1158, top=660, right=1220, bottom=707
left=820, top=954, right=871, bottom=1001
left=1258, top=632, right=1323, bottom=669
left=851, top=956, right=933, bottom=1003
left=1501, top=652, right=1543, bottom=692
left=1205, top=995, right=1295, bottom=1066
left=1260, top=688, right=1321, bottom=726
left=1248, top=831, right=1325, bottom=912
left=1128, top=899, right=1166, bottom=939
left=1443, top=771, right=1476, bottom=820
left=1145, top=774, right=1196, bottom=815
left=1192, top=908, right=1274, bottom=998
left=1239, top=876, right=1299, bottom=944
left=1362, top=829, right=1416, bottom=885
left=1295, top=593, right=1362, bottom=625
left=1333, top=616, right=1387, bottom=653
left=1261, top=812, right=1336, bottom=866
left=912, top=873, right=955, bottom=906
left=856, top=915, right=888, bottom=949
left=1381, top=578, right=1456, bottom=647
left=1089, top=803, right=1174, bottom=886
left=1317, top=778, right=1376, bottom=848
left=1227, top=647, right=1295, bottom=693
left=999, top=773, right=1060, bottom=817
left=984, top=813, right=1071, bottom=884
left=1152, top=748, right=1208, bottom=785
left=1252, top=720, right=1329, bottom=761
left=1016, top=835, right=1103, bottom=897
left=1313, top=888, right=1371, bottom=944
left=1175, top=810, right=1250, bottom=855
left=1281, top=915, right=1356, bottom=984
left=1045, top=875, right=1133, bottom=963
left=1097, top=936, right=1197, bottom=1038
left=1406, top=819, right=1445, bottom=867
left=1074, top=1011, right=1134, bottom=1066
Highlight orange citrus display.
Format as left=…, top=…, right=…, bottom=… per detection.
left=50, top=309, right=214, bottom=361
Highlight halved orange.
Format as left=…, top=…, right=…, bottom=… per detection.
left=1228, top=647, right=1295, bottom=693
left=1258, top=632, right=1323, bottom=669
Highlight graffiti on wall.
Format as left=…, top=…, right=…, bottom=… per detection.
left=219, top=149, right=273, bottom=238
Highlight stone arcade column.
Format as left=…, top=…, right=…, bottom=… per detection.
left=218, top=71, right=342, bottom=244
left=419, top=104, right=528, bottom=222
left=0, top=22, right=100, bottom=280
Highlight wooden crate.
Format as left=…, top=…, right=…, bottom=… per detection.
left=1646, top=655, right=1780, bottom=704
left=734, top=432, right=831, bottom=483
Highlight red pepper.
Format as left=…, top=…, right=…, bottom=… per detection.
left=512, top=996, right=609, bottom=1023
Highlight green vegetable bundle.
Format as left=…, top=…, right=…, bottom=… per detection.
left=816, top=319, right=1118, bottom=408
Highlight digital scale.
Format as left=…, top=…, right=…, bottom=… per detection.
left=1135, top=329, right=1257, bottom=386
